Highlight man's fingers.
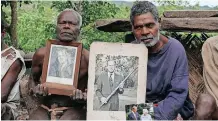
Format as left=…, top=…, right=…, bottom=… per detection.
left=73, top=89, right=76, bottom=96
left=76, top=89, right=80, bottom=99
left=71, top=89, right=87, bottom=101
left=72, top=90, right=76, bottom=100
left=35, top=84, right=41, bottom=94
left=79, top=90, right=83, bottom=99
left=70, top=90, right=75, bottom=99
left=39, top=84, right=44, bottom=92
left=83, top=92, right=87, bottom=100
left=43, top=86, right=48, bottom=96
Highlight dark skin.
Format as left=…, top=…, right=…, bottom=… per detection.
left=132, top=13, right=218, bottom=120
left=132, top=12, right=168, bottom=53
left=193, top=94, right=218, bottom=120
left=1, top=44, right=22, bottom=103
left=1, top=40, right=23, bottom=120
left=132, top=13, right=183, bottom=120
left=28, top=10, right=89, bottom=120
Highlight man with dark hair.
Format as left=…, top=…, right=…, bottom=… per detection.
left=130, top=1, right=194, bottom=120
left=1, top=20, right=26, bottom=120
left=28, top=9, right=89, bottom=120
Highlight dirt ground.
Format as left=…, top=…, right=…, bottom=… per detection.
left=17, top=75, right=39, bottom=120
left=17, top=101, right=29, bottom=120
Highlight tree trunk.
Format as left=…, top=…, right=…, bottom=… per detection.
left=10, top=1, right=18, bottom=48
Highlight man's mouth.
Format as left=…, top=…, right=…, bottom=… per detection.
left=61, top=32, right=73, bottom=36
left=141, top=38, right=153, bottom=43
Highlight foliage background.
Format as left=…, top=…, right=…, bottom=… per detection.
left=1, top=0, right=218, bottom=52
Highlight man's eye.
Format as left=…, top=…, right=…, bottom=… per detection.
left=71, top=22, right=77, bottom=25
left=134, top=25, right=143, bottom=30
left=59, top=22, right=65, bottom=25
left=146, top=23, right=155, bottom=28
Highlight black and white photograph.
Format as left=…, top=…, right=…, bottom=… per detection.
left=93, top=54, right=139, bottom=111
left=46, top=44, right=77, bottom=85
left=87, top=42, right=148, bottom=120
left=125, top=103, right=154, bottom=121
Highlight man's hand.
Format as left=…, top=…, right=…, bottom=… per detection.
left=70, top=89, right=87, bottom=101
left=30, top=84, right=48, bottom=97
left=119, top=82, right=124, bottom=90
left=173, top=114, right=183, bottom=121
left=100, top=97, right=107, bottom=105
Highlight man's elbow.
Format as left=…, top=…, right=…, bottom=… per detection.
left=1, top=94, right=8, bottom=103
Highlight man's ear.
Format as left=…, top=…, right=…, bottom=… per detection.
left=158, top=18, right=162, bottom=30
left=158, top=17, right=161, bottom=23
left=131, top=25, right=134, bottom=31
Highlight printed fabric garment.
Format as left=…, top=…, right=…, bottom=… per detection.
left=1, top=46, right=26, bottom=119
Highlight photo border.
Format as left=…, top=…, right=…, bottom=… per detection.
left=87, top=42, right=148, bottom=120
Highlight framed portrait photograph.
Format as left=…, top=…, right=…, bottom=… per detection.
left=87, top=42, right=148, bottom=120
left=41, top=40, right=82, bottom=96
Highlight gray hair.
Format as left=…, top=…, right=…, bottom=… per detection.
left=130, top=1, right=159, bottom=25
left=132, top=105, right=137, bottom=110
left=57, top=9, right=82, bottom=28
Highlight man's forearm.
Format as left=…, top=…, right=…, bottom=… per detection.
left=96, top=90, right=103, bottom=100
left=154, top=76, right=188, bottom=120
left=1, top=94, right=7, bottom=103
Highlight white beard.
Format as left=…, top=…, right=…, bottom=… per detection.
left=135, top=30, right=160, bottom=47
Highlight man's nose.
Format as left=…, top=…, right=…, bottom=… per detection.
left=64, top=23, right=70, bottom=28
left=141, top=26, right=150, bottom=36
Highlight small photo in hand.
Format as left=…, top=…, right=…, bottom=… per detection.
left=125, top=103, right=154, bottom=121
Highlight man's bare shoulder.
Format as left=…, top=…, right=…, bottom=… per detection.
left=82, top=48, right=89, bottom=56
left=82, top=48, right=89, bottom=63
left=34, top=47, right=46, bottom=56
left=32, top=47, right=46, bottom=65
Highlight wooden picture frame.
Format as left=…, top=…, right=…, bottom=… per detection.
left=41, top=40, right=82, bottom=96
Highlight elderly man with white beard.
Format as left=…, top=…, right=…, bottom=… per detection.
left=130, top=1, right=194, bottom=120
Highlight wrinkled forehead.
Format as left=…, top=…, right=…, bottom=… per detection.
left=133, top=12, right=157, bottom=26
left=57, top=11, right=79, bottom=23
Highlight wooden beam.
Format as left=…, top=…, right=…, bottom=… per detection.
left=163, top=10, right=218, bottom=18
left=161, top=17, right=218, bottom=32
left=95, top=19, right=131, bottom=32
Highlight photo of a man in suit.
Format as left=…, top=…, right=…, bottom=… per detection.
left=95, top=60, right=125, bottom=111
left=127, top=106, right=140, bottom=120
left=48, top=47, right=76, bottom=79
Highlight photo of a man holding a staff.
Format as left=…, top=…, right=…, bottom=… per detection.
left=95, top=57, right=138, bottom=111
